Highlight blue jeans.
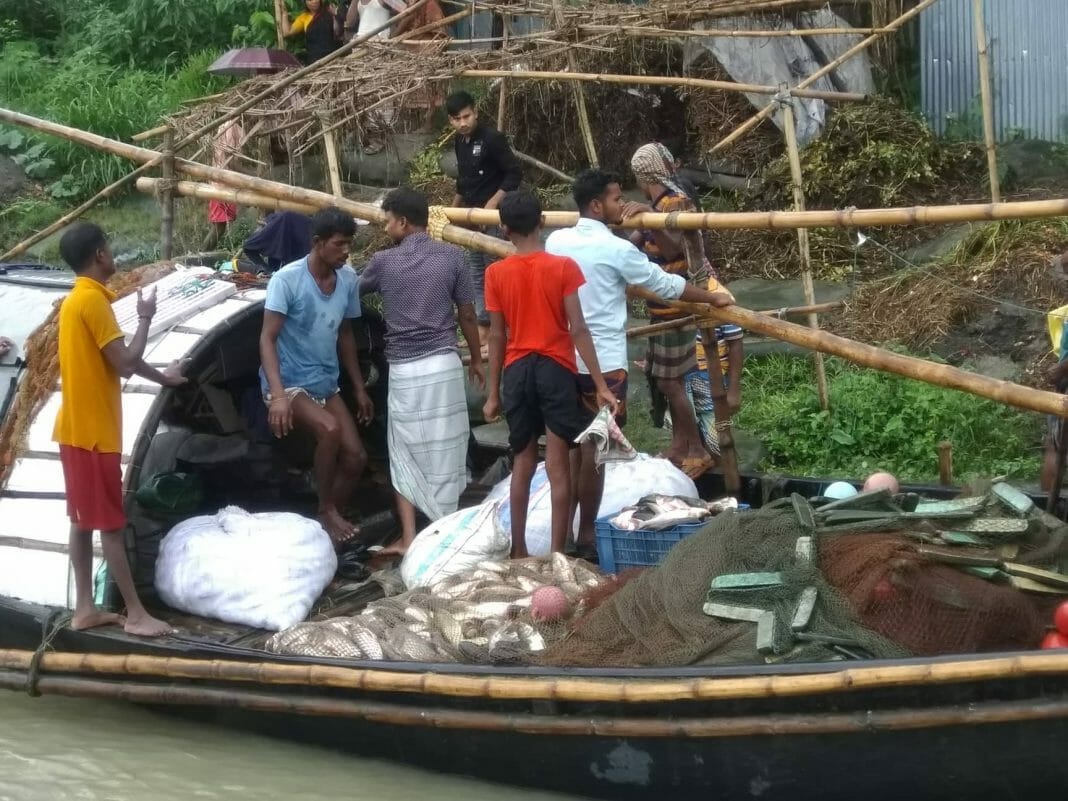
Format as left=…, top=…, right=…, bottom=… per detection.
left=467, top=225, right=500, bottom=326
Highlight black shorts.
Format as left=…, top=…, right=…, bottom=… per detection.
left=502, top=354, right=589, bottom=452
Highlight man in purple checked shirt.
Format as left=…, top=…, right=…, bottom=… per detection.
left=360, top=188, right=485, bottom=555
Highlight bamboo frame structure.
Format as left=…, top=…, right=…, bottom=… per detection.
left=781, top=98, right=829, bottom=411
left=710, top=0, right=942, bottom=155
left=130, top=174, right=1068, bottom=232
left=459, top=69, right=866, bottom=102
left=971, top=0, right=1001, bottom=203
left=4, top=647, right=1068, bottom=704
left=10, top=108, right=1068, bottom=420
left=4, top=668, right=1066, bottom=738
left=0, top=0, right=430, bottom=262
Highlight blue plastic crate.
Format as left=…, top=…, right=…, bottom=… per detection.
left=594, top=508, right=747, bottom=573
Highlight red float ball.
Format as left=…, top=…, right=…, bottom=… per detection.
left=1054, top=601, right=1068, bottom=637
left=1041, top=630, right=1068, bottom=650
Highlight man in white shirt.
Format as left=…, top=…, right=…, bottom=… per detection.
left=546, top=169, right=733, bottom=557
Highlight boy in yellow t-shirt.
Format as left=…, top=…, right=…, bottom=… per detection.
left=53, top=222, right=185, bottom=637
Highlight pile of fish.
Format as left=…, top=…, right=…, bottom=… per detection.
left=266, top=554, right=603, bottom=664
left=611, top=494, right=738, bottom=531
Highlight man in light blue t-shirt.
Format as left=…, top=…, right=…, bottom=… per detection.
left=259, top=206, right=374, bottom=547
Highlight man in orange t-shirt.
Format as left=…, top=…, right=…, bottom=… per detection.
left=53, top=222, right=185, bottom=637
left=482, top=190, right=617, bottom=557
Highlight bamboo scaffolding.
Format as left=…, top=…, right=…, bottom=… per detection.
left=318, top=112, right=344, bottom=199
left=459, top=69, right=866, bottom=103
left=781, top=97, right=829, bottom=411
left=15, top=108, right=1068, bottom=420
left=132, top=124, right=168, bottom=142
left=971, top=0, right=1001, bottom=203
left=130, top=176, right=1068, bottom=233
left=5, top=648, right=1068, bottom=704
left=0, top=0, right=430, bottom=263
left=710, top=0, right=942, bottom=155
left=497, top=18, right=510, bottom=130
left=513, top=150, right=574, bottom=183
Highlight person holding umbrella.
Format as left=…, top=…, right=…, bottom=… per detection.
left=277, top=0, right=342, bottom=65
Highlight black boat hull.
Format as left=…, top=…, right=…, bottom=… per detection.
left=4, top=595, right=1068, bottom=801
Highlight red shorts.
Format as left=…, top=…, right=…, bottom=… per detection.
left=59, top=445, right=126, bottom=532
left=208, top=200, right=238, bottom=224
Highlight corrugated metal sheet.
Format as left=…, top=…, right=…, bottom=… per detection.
left=0, top=275, right=263, bottom=609
left=922, top=0, right=1068, bottom=142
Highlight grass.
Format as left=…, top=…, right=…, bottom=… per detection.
left=734, top=353, right=1044, bottom=484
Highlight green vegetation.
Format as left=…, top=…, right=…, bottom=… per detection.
left=735, top=354, right=1043, bottom=483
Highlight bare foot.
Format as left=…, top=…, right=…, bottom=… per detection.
left=71, top=609, right=126, bottom=631
left=320, top=510, right=360, bottom=549
left=123, top=612, right=175, bottom=638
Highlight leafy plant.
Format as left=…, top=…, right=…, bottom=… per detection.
left=735, top=354, right=1043, bottom=483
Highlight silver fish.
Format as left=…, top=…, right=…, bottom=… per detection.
left=351, top=626, right=384, bottom=660
left=404, top=606, right=430, bottom=625
left=435, top=611, right=463, bottom=647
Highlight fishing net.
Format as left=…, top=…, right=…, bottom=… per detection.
left=265, top=554, right=601, bottom=664
left=0, top=262, right=176, bottom=485
left=539, top=505, right=908, bottom=668
left=820, top=534, right=1046, bottom=655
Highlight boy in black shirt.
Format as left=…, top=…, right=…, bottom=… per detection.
left=446, top=90, right=523, bottom=342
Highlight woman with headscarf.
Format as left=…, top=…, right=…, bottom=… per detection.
left=623, top=142, right=734, bottom=479
left=278, top=0, right=342, bottom=65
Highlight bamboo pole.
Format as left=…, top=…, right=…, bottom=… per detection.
left=459, top=69, right=866, bottom=103
left=625, top=302, right=844, bottom=339
left=132, top=124, right=168, bottom=143
left=781, top=97, right=829, bottom=411
left=552, top=0, right=599, bottom=167
left=629, top=288, right=1068, bottom=419
left=710, top=0, right=942, bottom=155
left=971, top=0, right=1001, bottom=203
left=274, top=0, right=285, bottom=50
left=938, top=441, right=954, bottom=486
left=129, top=173, right=1068, bottom=232
left=0, top=0, right=430, bottom=263
left=5, top=648, right=1068, bottom=705
left=577, top=24, right=888, bottom=39
left=137, top=179, right=318, bottom=215
left=159, top=127, right=176, bottom=261
left=514, top=150, right=574, bottom=183
left=318, top=112, right=344, bottom=199
left=4, top=668, right=1067, bottom=738
left=496, top=17, right=510, bottom=130
left=0, top=108, right=510, bottom=260
left=700, top=325, right=741, bottom=493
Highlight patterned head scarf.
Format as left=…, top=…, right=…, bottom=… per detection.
left=630, top=142, right=686, bottom=196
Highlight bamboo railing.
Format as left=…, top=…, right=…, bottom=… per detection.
left=4, top=648, right=1068, bottom=705
left=132, top=176, right=1068, bottom=233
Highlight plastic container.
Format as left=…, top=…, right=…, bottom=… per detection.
left=594, top=507, right=748, bottom=573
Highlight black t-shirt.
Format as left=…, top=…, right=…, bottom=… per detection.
left=453, top=123, right=523, bottom=208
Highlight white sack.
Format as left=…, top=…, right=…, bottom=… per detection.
left=155, top=506, right=337, bottom=631
left=400, top=503, right=509, bottom=590
left=487, top=454, right=698, bottom=556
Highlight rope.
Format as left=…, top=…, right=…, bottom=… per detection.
left=427, top=206, right=450, bottom=241
left=26, top=608, right=70, bottom=697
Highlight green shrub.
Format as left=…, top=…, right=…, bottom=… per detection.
left=735, top=354, right=1043, bottom=483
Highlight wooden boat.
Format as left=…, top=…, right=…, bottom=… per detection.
left=2, top=265, right=1068, bottom=801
